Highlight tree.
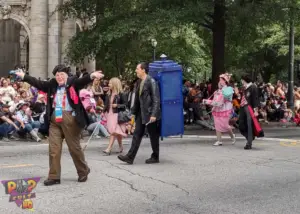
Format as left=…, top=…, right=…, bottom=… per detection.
left=211, top=0, right=226, bottom=91
left=58, top=0, right=300, bottom=84
left=58, top=0, right=211, bottom=79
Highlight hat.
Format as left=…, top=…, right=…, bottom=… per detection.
left=1, top=103, right=10, bottom=108
left=52, top=64, right=70, bottom=76
left=219, top=73, right=232, bottom=83
left=16, top=101, right=29, bottom=110
left=1, top=96, right=11, bottom=104
left=7, top=101, right=14, bottom=107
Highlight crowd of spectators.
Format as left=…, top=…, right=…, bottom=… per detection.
left=1, top=68, right=299, bottom=142
left=183, top=79, right=300, bottom=128
left=0, top=68, right=137, bottom=142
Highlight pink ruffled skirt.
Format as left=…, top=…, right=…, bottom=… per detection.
left=212, top=110, right=232, bottom=133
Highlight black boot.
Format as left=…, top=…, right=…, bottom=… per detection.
left=145, top=157, right=159, bottom=164
left=118, top=155, right=133, bottom=164
left=244, top=144, right=252, bottom=150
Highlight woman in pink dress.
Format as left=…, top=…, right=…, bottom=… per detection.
left=102, top=78, right=127, bottom=155
left=211, top=73, right=235, bottom=146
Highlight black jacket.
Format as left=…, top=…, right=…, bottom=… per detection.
left=76, top=71, right=89, bottom=78
left=131, top=75, right=161, bottom=124
left=23, top=74, right=93, bottom=129
left=244, top=84, right=259, bottom=109
left=103, top=93, right=127, bottom=114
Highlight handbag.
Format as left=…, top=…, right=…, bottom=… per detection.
left=116, top=94, right=131, bottom=124
left=118, top=109, right=131, bottom=124
left=211, top=91, right=224, bottom=107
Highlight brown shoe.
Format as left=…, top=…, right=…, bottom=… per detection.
left=44, top=179, right=61, bottom=186
left=78, top=168, right=90, bottom=182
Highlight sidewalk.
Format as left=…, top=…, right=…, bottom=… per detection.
left=0, top=121, right=298, bottom=147
left=184, top=121, right=295, bottom=130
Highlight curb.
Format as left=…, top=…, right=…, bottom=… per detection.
left=166, top=135, right=297, bottom=142
left=1, top=136, right=297, bottom=148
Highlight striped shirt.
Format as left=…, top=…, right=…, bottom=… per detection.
left=240, top=95, right=247, bottom=107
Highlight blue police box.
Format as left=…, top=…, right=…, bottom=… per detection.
left=149, top=54, right=184, bottom=139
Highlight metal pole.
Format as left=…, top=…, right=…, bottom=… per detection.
left=288, top=9, right=294, bottom=108
left=153, top=48, right=156, bottom=61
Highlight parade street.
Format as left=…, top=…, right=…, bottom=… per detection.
left=1, top=130, right=300, bottom=214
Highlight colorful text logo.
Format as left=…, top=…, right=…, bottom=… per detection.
left=1, top=177, right=40, bottom=210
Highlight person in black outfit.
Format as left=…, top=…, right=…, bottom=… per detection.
left=118, top=62, right=161, bottom=164
left=76, top=68, right=89, bottom=78
left=239, top=75, right=259, bottom=150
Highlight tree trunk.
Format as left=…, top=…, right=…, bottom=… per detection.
left=211, top=0, right=226, bottom=91
left=260, top=68, right=272, bottom=83
left=95, top=0, right=105, bottom=70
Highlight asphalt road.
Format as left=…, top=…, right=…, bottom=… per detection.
left=0, top=134, right=300, bottom=214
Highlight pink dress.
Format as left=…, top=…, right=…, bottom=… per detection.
left=105, top=94, right=127, bottom=137
left=212, top=88, right=233, bottom=133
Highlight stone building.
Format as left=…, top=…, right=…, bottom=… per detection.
left=0, top=0, right=95, bottom=78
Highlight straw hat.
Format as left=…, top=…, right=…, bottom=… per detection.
left=16, top=101, right=30, bottom=111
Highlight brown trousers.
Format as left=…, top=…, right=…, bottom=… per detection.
left=48, top=111, right=89, bottom=179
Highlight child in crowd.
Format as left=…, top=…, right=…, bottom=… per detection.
left=280, top=108, right=294, bottom=127
left=294, top=108, right=300, bottom=126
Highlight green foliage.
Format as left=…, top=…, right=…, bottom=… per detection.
left=224, top=0, right=300, bottom=82
left=58, top=0, right=212, bottom=80
left=59, top=0, right=300, bottom=83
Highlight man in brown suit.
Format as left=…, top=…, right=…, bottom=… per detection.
left=15, top=65, right=104, bottom=186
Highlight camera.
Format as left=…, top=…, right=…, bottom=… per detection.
left=9, top=68, right=23, bottom=74
left=9, top=68, right=23, bottom=81
left=9, top=70, right=17, bottom=75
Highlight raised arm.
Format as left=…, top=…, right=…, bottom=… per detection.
left=73, top=74, right=93, bottom=90
left=23, top=75, right=51, bottom=92
left=74, top=71, right=104, bottom=90
left=15, top=71, right=51, bottom=93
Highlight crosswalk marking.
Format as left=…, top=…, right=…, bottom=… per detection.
left=0, top=164, right=34, bottom=169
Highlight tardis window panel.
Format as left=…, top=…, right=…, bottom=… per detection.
left=159, top=71, right=183, bottom=102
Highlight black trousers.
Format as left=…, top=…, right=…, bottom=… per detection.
left=127, top=114, right=160, bottom=160
left=238, top=105, right=254, bottom=145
